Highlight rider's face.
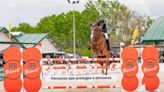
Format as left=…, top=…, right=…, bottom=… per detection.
left=99, top=23, right=104, bottom=29
left=100, top=23, right=104, bottom=27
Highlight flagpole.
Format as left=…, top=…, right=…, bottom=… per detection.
left=8, top=23, right=13, bottom=46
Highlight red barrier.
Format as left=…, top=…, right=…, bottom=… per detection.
left=43, top=58, right=120, bottom=62
left=46, top=64, right=117, bottom=70
left=46, top=85, right=120, bottom=89
left=3, top=46, right=160, bottom=91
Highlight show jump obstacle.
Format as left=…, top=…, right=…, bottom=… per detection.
left=3, top=46, right=160, bottom=92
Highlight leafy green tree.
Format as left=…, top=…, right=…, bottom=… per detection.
left=13, top=23, right=34, bottom=33
left=85, top=0, right=153, bottom=44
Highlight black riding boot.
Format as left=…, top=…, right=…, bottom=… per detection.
left=106, top=40, right=110, bottom=50
left=88, top=40, right=91, bottom=50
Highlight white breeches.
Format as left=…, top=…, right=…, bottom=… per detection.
left=104, top=33, right=108, bottom=40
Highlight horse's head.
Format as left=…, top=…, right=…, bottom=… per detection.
left=90, top=23, right=101, bottom=37
left=88, top=22, right=101, bottom=50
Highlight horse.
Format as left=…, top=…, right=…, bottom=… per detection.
left=88, top=23, right=112, bottom=75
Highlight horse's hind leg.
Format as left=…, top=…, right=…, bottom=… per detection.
left=105, top=52, right=111, bottom=75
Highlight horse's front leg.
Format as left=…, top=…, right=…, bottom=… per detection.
left=103, top=61, right=110, bottom=75
left=97, top=59, right=104, bottom=75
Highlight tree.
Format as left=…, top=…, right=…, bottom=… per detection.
left=85, top=0, right=153, bottom=44
left=13, top=23, right=34, bottom=33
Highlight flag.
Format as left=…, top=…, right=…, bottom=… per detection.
left=8, top=23, right=13, bottom=41
left=131, top=28, right=139, bottom=45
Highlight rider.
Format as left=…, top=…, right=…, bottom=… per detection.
left=97, top=19, right=110, bottom=50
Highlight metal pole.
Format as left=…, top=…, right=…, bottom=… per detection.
left=68, top=0, right=79, bottom=58
left=73, top=3, right=76, bottom=58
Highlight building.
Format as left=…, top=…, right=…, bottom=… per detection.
left=142, top=17, right=164, bottom=62
left=0, top=27, right=10, bottom=53
left=0, top=27, right=65, bottom=60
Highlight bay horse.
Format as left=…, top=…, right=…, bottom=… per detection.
left=88, top=23, right=111, bottom=75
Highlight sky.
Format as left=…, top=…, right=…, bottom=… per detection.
left=0, top=0, right=164, bottom=27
